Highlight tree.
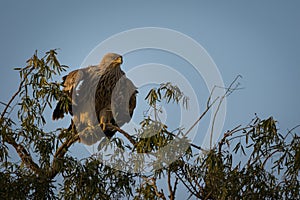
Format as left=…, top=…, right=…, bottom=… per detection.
left=0, top=50, right=299, bottom=199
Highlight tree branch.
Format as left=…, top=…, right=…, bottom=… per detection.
left=54, top=134, right=79, bottom=159
left=0, top=80, right=23, bottom=120
left=184, top=95, right=218, bottom=137
left=49, top=133, right=79, bottom=179
left=147, top=177, right=166, bottom=200
left=110, top=124, right=136, bottom=146
left=210, top=75, right=242, bottom=148
left=167, top=168, right=176, bottom=200
left=175, top=170, right=201, bottom=198
left=4, top=135, right=40, bottom=174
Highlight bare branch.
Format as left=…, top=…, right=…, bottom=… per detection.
left=167, top=168, right=175, bottom=200
left=173, top=177, right=179, bottom=199
left=0, top=101, right=10, bottom=107
left=184, top=96, right=219, bottom=137
left=210, top=75, right=242, bottom=148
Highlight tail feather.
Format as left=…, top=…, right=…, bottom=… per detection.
left=52, top=101, right=65, bottom=120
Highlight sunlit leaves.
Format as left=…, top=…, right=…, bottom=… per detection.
left=1, top=49, right=299, bottom=199
left=145, top=82, right=189, bottom=109
left=177, top=115, right=300, bottom=199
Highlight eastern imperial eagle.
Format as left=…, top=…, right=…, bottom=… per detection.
left=52, top=53, right=137, bottom=145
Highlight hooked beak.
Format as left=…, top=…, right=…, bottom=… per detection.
left=114, top=56, right=123, bottom=64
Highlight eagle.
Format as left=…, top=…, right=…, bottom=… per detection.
left=52, top=53, right=137, bottom=145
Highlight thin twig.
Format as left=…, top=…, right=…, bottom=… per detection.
left=173, top=177, right=179, bottom=199
left=0, top=68, right=34, bottom=120
left=0, top=101, right=10, bottom=107
left=261, top=149, right=280, bottom=169
left=210, top=75, right=242, bottom=149
left=218, top=125, right=242, bottom=153
left=175, top=171, right=200, bottom=198
left=167, top=168, right=174, bottom=200
left=1, top=80, right=23, bottom=120
left=184, top=96, right=219, bottom=137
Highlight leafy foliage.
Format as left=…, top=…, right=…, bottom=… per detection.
left=0, top=50, right=299, bottom=199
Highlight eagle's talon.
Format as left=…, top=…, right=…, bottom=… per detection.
left=100, top=116, right=106, bottom=131
left=100, top=123, right=106, bottom=131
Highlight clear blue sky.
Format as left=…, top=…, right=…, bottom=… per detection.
left=1, top=0, right=299, bottom=131
left=0, top=0, right=299, bottom=196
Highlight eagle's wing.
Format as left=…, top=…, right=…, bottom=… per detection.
left=111, top=75, right=138, bottom=127
left=74, top=66, right=111, bottom=145
left=52, top=69, right=84, bottom=120
left=62, top=70, right=83, bottom=94
left=129, top=86, right=138, bottom=118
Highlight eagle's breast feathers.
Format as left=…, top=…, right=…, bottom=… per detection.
left=52, top=53, right=137, bottom=145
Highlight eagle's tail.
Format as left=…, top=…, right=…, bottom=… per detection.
left=52, top=93, right=73, bottom=120
left=52, top=101, right=65, bottom=120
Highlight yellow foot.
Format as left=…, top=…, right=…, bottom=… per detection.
left=100, top=116, right=106, bottom=131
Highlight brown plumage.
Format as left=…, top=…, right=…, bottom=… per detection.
left=53, top=53, right=137, bottom=145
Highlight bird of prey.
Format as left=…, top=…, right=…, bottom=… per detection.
left=52, top=53, right=137, bottom=145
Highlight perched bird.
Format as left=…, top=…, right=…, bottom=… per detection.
left=52, top=53, right=137, bottom=145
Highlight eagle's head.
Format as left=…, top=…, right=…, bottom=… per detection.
left=100, top=53, right=123, bottom=70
